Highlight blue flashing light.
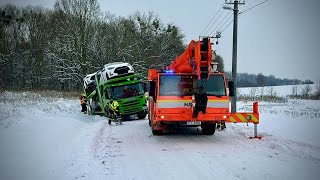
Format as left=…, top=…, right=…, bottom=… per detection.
left=164, top=70, right=174, bottom=73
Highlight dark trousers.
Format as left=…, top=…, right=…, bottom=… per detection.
left=81, top=104, right=87, bottom=112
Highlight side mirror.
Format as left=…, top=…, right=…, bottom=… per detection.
left=228, top=80, right=235, bottom=96
left=149, top=81, right=155, bottom=97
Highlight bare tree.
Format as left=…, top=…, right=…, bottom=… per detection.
left=268, top=86, right=277, bottom=97
left=291, top=85, right=298, bottom=98
left=302, top=84, right=312, bottom=99
left=250, top=87, right=258, bottom=100
left=314, top=81, right=320, bottom=100
left=0, top=3, right=185, bottom=90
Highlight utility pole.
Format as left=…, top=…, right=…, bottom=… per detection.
left=224, top=0, right=245, bottom=112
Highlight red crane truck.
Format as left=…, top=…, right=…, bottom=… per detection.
left=148, top=37, right=259, bottom=136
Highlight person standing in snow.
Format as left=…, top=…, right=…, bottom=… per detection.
left=80, top=94, right=87, bottom=113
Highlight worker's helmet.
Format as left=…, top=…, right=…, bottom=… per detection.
left=110, top=101, right=119, bottom=110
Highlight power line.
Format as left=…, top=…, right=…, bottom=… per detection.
left=220, top=19, right=233, bottom=34
left=202, top=7, right=225, bottom=36
left=210, top=11, right=232, bottom=35
left=200, top=3, right=224, bottom=36
left=239, top=0, right=270, bottom=15
left=220, top=0, right=271, bottom=34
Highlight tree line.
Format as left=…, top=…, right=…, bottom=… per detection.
left=229, top=72, right=314, bottom=88
left=0, top=0, right=185, bottom=90
left=1, top=0, right=314, bottom=91
left=211, top=55, right=313, bottom=88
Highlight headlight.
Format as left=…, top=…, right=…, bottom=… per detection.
left=143, top=106, right=148, bottom=110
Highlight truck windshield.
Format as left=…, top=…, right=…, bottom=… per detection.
left=206, top=75, right=226, bottom=96
left=111, top=83, right=144, bottom=99
left=160, top=75, right=195, bottom=96
left=160, top=74, right=226, bottom=96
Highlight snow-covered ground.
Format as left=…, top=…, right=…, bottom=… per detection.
left=0, top=89, right=320, bottom=180
left=238, top=84, right=318, bottom=97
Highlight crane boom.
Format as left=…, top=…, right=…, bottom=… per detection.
left=168, top=37, right=212, bottom=79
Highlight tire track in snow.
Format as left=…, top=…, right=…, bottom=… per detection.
left=91, top=121, right=125, bottom=176
left=88, top=118, right=320, bottom=180
left=91, top=120, right=262, bottom=179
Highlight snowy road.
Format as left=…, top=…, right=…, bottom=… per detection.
left=0, top=91, right=320, bottom=180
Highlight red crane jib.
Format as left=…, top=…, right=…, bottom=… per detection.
left=168, top=38, right=212, bottom=79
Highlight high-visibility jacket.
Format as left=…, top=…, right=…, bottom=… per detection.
left=110, top=101, right=119, bottom=112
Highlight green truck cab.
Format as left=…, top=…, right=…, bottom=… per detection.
left=85, top=73, right=148, bottom=120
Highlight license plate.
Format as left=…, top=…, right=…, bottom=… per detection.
left=187, top=121, right=201, bottom=126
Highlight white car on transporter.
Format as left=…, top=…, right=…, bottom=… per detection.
left=83, top=72, right=97, bottom=89
left=100, top=62, right=134, bottom=82
left=83, top=71, right=102, bottom=95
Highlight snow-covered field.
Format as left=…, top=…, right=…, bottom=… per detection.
left=238, top=83, right=318, bottom=97
left=0, top=89, right=320, bottom=180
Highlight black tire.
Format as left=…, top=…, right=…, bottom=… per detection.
left=152, top=126, right=163, bottom=135
left=138, top=114, right=147, bottom=119
left=148, top=119, right=151, bottom=127
left=122, top=115, right=130, bottom=121
left=202, top=123, right=216, bottom=135
left=108, top=119, right=111, bottom=125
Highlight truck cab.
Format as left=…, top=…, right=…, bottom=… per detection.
left=84, top=72, right=147, bottom=120
left=149, top=70, right=230, bottom=134
left=102, top=74, right=148, bottom=120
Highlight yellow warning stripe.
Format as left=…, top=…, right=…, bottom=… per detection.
left=248, top=113, right=259, bottom=123
left=236, top=113, right=247, bottom=122
left=230, top=113, right=259, bottom=123
left=230, top=116, right=237, bottom=122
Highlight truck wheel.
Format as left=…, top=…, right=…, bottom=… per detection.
left=202, top=123, right=216, bottom=135
left=152, top=126, right=163, bottom=135
left=138, top=114, right=147, bottom=119
left=122, top=115, right=131, bottom=121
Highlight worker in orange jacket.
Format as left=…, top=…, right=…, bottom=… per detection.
left=80, top=94, right=87, bottom=113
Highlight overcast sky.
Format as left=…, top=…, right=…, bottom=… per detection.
left=1, top=0, right=320, bottom=82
